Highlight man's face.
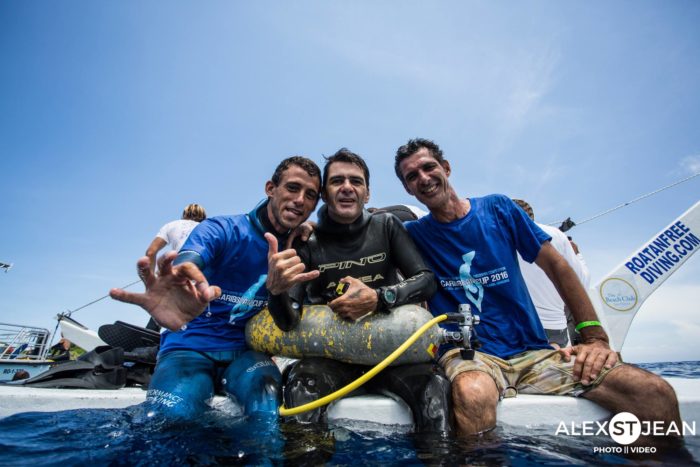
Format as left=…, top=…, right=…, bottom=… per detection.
left=322, top=161, right=369, bottom=224
left=398, top=147, right=452, bottom=210
left=265, top=165, right=320, bottom=232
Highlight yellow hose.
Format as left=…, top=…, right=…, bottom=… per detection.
left=279, top=313, right=448, bottom=417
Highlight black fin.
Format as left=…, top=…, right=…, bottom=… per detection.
left=98, top=322, right=160, bottom=351
left=123, top=346, right=158, bottom=365
left=18, top=367, right=127, bottom=389
left=10, top=360, right=96, bottom=385
left=78, top=345, right=124, bottom=369
left=7, top=346, right=127, bottom=389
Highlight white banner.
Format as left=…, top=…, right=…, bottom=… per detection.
left=588, top=201, right=700, bottom=351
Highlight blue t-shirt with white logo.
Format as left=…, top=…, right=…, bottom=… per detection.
left=406, top=194, right=552, bottom=359
left=159, top=213, right=269, bottom=354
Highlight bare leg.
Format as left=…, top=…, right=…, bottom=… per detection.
left=583, top=363, right=691, bottom=457
left=452, top=370, right=500, bottom=436
left=583, top=364, right=681, bottom=427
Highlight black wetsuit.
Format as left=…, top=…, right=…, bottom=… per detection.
left=269, top=206, right=453, bottom=435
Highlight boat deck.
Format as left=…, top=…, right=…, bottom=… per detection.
left=1, top=377, right=697, bottom=428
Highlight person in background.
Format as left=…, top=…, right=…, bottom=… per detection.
left=142, top=203, right=207, bottom=331
left=48, top=337, right=85, bottom=361
left=11, top=370, right=30, bottom=381
left=145, top=203, right=208, bottom=275
left=393, top=137, right=681, bottom=441
left=566, top=235, right=591, bottom=344
left=110, top=156, right=321, bottom=420
left=512, top=198, right=590, bottom=348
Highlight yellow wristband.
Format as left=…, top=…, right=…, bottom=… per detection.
left=575, top=320, right=601, bottom=332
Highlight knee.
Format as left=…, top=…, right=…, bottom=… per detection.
left=242, top=375, right=281, bottom=416
left=284, top=369, right=321, bottom=402
left=613, top=366, right=678, bottom=404
left=453, top=372, right=499, bottom=409
left=643, top=374, right=678, bottom=406
left=262, top=375, right=282, bottom=400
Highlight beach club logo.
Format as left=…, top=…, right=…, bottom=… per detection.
left=555, top=412, right=696, bottom=455
left=599, top=277, right=638, bottom=312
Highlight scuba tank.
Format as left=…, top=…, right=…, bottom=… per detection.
left=245, top=304, right=441, bottom=365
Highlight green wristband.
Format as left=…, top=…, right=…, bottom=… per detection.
left=575, top=320, right=602, bottom=332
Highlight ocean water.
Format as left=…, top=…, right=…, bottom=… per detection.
left=0, top=361, right=698, bottom=466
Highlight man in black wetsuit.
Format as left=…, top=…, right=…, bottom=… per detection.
left=266, top=148, right=453, bottom=436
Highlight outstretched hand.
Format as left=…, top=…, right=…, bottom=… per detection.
left=559, top=340, right=618, bottom=385
left=109, top=251, right=221, bottom=332
left=265, top=232, right=319, bottom=295
left=328, top=276, right=378, bottom=321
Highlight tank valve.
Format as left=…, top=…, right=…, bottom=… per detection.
left=441, top=304, right=480, bottom=360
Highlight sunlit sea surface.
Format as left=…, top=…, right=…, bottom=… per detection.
left=1, top=361, right=698, bottom=466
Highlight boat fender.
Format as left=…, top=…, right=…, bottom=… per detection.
left=245, top=304, right=441, bottom=365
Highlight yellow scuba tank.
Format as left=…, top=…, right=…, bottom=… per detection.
left=245, top=304, right=441, bottom=365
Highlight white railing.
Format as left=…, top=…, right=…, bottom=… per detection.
left=0, top=323, right=51, bottom=361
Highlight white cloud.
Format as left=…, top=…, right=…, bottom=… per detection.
left=503, top=47, right=559, bottom=130
left=678, top=155, right=700, bottom=175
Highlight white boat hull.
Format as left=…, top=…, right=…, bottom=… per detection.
left=1, top=377, right=697, bottom=429
left=0, top=361, right=52, bottom=382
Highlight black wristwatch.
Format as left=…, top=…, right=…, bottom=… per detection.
left=376, top=287, right=397, bottom=313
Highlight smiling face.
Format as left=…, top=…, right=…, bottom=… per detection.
left=322, top=161, right=370, bottom=224
left=265, top=164, right=320, bottom=233
left=398, top=147, right=453, bottom=210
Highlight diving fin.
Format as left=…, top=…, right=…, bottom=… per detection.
left=78, top=345, right=124, bottom=369
left=6, top=345, right=127, bottom=389
left=10, top=360, right=95, bottom=385
left=98, top=321, right=160, bottom=351
left=16, top=367, right=127, bottom=389
left=124, top=346, right=158, bottom=365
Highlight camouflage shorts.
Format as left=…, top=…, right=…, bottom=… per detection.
left=439, top=348, right=621, bottom=399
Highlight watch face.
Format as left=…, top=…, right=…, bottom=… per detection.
left=383, top=289, right=397, bottom=304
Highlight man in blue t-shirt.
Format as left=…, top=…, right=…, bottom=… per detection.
left=110, top=156, right=322, bottom=420
left=393, top=138, right=681, bottom=439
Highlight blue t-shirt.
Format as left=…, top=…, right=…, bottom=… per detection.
left=405, top=194, right=552, bottom=359
left=159, top=213, right=270, bottom=354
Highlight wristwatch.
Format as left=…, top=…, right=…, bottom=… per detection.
left=377, top=287, right=397, bottom=313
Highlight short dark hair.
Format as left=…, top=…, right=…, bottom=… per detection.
left=394, top=138, right=445, bottom=185
left=271, top=156, right=321, bottom=188
left=322, top=148, right=370, bottom=190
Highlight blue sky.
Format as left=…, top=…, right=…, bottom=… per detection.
left=1, top=1, right=698, bottom=363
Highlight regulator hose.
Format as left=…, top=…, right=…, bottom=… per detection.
left=278, top=313, right=448, bottom=417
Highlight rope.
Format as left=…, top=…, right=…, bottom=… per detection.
left=64, top=279, right=142, bottom=317
left=547, top=172, right=700, bottom=229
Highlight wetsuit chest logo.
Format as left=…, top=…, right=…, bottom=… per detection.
left=318, top=252, right=387, bottom=272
